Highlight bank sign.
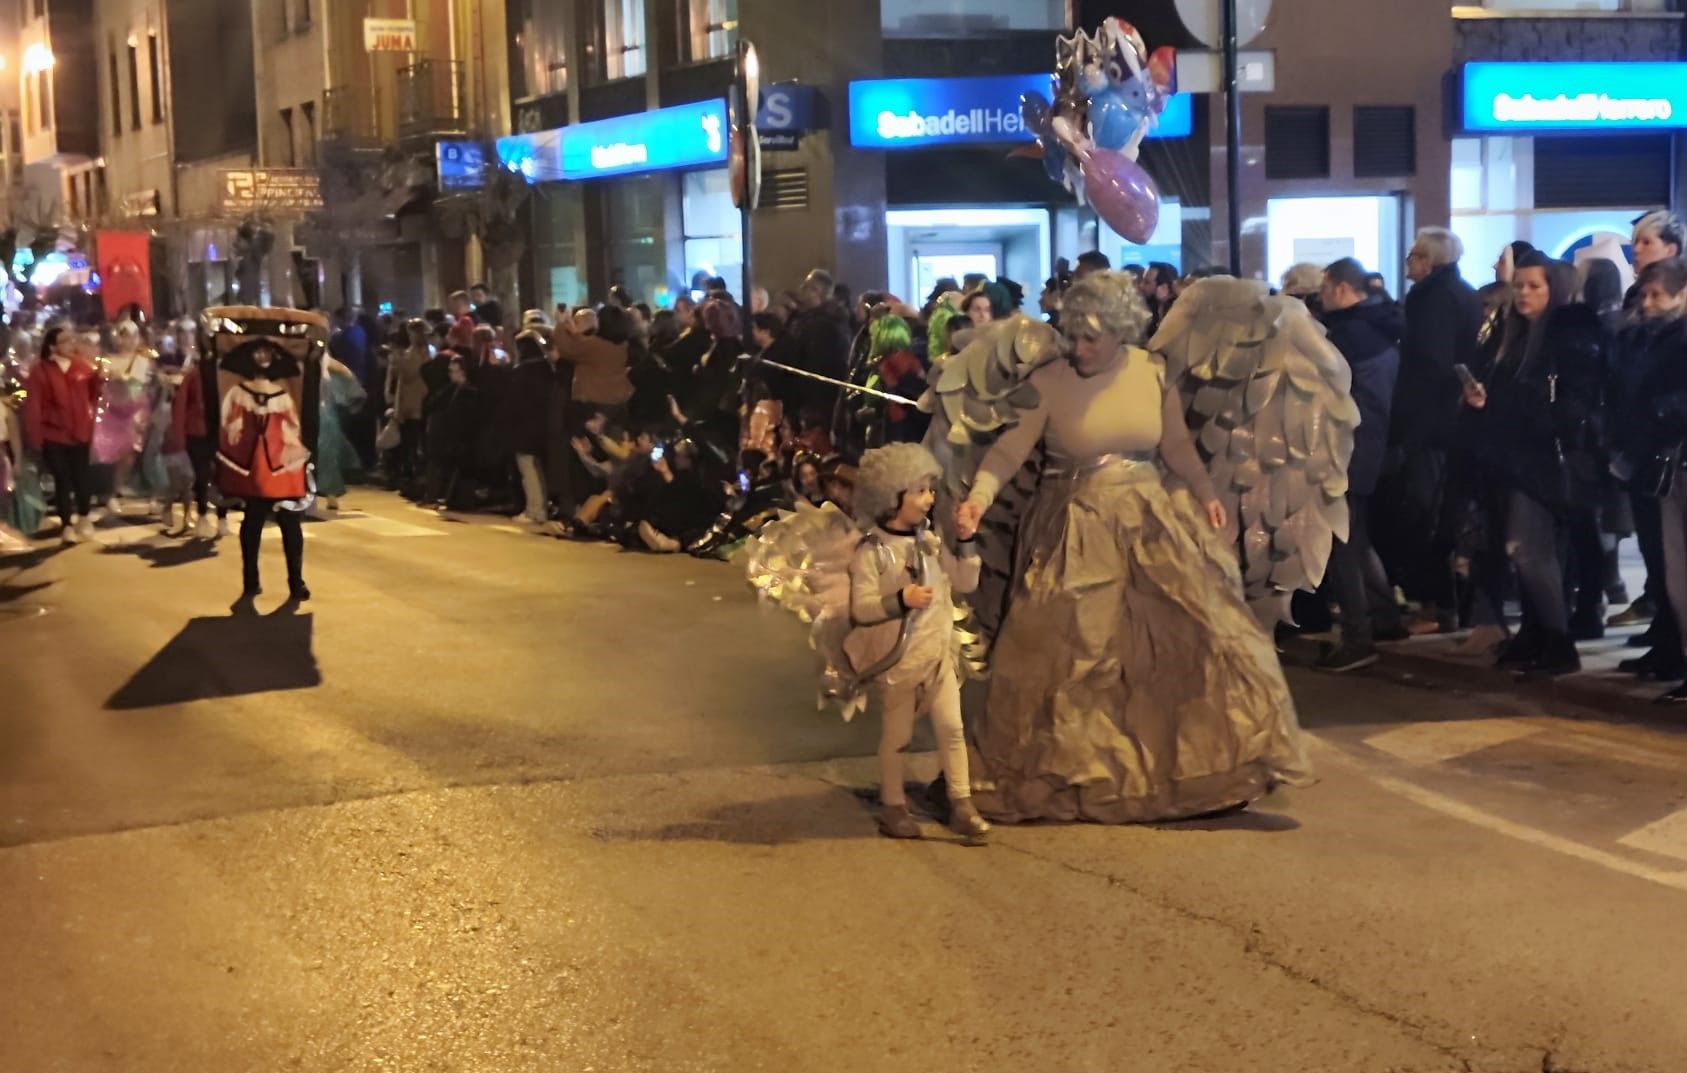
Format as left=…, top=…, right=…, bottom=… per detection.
left=495, top=99, right=729, bottom=182
left=1463, top=62, right=1687, bottom=133
left=849, top=75, right=1192, bottom=149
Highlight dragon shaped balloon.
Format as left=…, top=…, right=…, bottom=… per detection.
left=1021, top=18, right=1176, bottom=244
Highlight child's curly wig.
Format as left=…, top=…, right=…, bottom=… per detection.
left=853, top=442, right=942, bottom=528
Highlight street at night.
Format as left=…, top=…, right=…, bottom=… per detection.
left=3, top=494, right=1685, bottom=1073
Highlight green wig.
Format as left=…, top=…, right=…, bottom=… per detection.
left=925, top=300, right=962, bottom=358
left=868, top=314, right=912, bottom=359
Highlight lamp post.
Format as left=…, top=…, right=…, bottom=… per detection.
left=732, top=38, right=761, bottom=305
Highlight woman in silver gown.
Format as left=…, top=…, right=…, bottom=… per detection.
left=953, top=272, right=1313, bottom=823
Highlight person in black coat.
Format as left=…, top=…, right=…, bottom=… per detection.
left=424, top=356, right=484, bottom=509
left=503, top=332, right=559, bottom=528
left=1382, top=227, right=1487, bottom=634
left=771, top=269, right=852, bottom=428
left=1612, top=257, right=1687, bottom=695
left=1315, top=258, right=1405, bottom=671
left=1463, top=253, right=1607, bottom=677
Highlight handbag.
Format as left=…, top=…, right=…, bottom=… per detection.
left=376, top=413, right=402, bottom=451
left=1631, top=441, right=1685, bottom=499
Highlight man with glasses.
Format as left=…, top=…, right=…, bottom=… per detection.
left=1380, top=227, right=1485, bottom=635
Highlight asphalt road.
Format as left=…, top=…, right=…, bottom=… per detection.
left=3, top=492, right=1686, bottom=1073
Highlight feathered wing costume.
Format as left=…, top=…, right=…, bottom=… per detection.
left=748, top=286, right=1355, bottom=742
left=1150, top=277, right=1358, bottom=627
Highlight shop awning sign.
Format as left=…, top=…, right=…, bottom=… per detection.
left=496, top=99, right=730, bottom=182
left=848, top=75, right=1192, bottom=149
left=218, top=169, right=325, bottom=213
left=1463, top=62, right=1687, bottom=133
left=364, top=17, right=416, bottom=53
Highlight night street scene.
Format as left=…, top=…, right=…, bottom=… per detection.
left=6, top=0, right=1687, bottom=1070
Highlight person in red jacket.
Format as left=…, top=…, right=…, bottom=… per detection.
left=24, top=325, right=99, bottom=543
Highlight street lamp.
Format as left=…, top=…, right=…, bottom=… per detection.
left=22, top=43, right=54, bottom=73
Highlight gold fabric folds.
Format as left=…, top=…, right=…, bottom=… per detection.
left=971, top=456, right=1315, bottom=823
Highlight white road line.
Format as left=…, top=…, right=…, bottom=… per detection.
left=1312, top=740, right=1687, bottom=893
left=1618, top=808, right=1687, bottom=864
left=1361, top=718, right=1543, bottom=766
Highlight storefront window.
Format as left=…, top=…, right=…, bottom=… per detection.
left=603, top=0, right=646, bottom=81
left=605, top=174, right=665, bottom=300
left=1265, top=195, right=1402, bottom=297
left=881, top=0, right=1067, bottom=36
left=682, top=0, right=738, bottom=62
left=532, top=183, right=586, bottom=311
left=681, top=168, right=742, bottom=302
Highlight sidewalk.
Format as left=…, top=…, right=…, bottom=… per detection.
left=1293, top=539, right=1666, bottom=715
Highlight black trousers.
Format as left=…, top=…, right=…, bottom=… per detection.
left=239, top=498, right=304, bottom=592
left=1328, top=493, right=1401, bottom=647
left=1377, top=448, right=1457, bottom=615
left=185, top=436, right=226, bottom=517
left=1632, top=491, right=1682, bottom=659
left=41, top=441, right=91, bottom=524
left=1478, top=486, right=1568, bottom=638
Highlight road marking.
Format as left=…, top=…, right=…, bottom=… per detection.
left=1313, top=740, right=1687, bottom=893
left=1361, top=718, right=1542, bottom=765
left=1618, top=808, right=1687, bottom=864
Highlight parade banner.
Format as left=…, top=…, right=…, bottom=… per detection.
left=95, top=230, right=153, bottom=322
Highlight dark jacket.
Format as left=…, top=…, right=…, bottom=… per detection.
left=503, top=355, right=555, bottom=457
left=1321, top=296, right=1402, bottom=496
left=1611, top=314, right=1687, bottom=474
left=1395, top=264, right=1485, bottom=452
left=427, top=381, right=483, bottom=463
left=775, top=300, right=852, bottom=417
left=1475, top=302, right=1607, bottom=511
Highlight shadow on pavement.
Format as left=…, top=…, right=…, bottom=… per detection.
left=0, top=579, right=56, bottom=605
left=1, top=543, right=70, bottom=574
left=105, top=608, right=320, bottom=710
left=100, top=538, right=222, bottom=569
left=596, top=787, right=877, bottom=845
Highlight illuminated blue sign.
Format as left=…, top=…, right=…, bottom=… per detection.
left=849, top=75, right=1191, bottom=149
left=496, top=98, right=729, bottom=182
left=1463, top=62, right=1687, bottom=133
left=436, top=140, right=486, bottom=190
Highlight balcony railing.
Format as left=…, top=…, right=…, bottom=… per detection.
left=322, top=83, right=378, bottom=149
left=397, top=59, right=467, bottom=140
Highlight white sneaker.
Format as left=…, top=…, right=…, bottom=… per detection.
left=195, top=514, right=216, bottom=540
left=107, top=496, right=126, bottom=516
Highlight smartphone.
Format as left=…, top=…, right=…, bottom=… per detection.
left=649, top=444, right=665, bottom=463
left=1452, top=363, right=1478, bottom=388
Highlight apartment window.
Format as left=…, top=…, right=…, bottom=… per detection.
left=1354, top=106, right=1415, bottom=178
left=1263, top=106, right=1330, bottom=180
left=32, top=0, right=44, bottom=17
left=299, top=100, right=316, bottom=166
left=37, top=71, right=50, bottom=132
left=881, top=0, right=1063, bottom=36
left=279, top=107, right=295, bottom=166
left=23, top=75, right=32, bottom=136
left=602, top=0, right=646, bottom=80
left=108, top=46, right=122, bottom=135
left=8, top=113, right=21, bottom=178
left=147, top=31, right=163, bottom=123
left=298, top=0, right=311, bottom=27
left=681, top=0, right=737, bottom=62
left=127, top=40, right=141, bottom=130
left=513, top=0, right=568, bottom=98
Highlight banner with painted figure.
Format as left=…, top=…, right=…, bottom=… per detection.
left=198, top=306, right=327, bottom=508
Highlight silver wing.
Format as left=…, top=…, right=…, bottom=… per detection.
left=920, top=314, right=1064, bottom=652
left=1150, top=277, right=1358, bottom=626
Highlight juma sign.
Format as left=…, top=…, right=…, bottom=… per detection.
left=1463, top=62, right=1687, bottom=133
left=849, top=75, right=1192, bottom=149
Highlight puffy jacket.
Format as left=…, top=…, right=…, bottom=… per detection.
left=1321, top=296, right=1402, bottom=496
left=24, top=356, right=99, bottom=449
left=1610, top=314, right=1687, bottom=475
left=501, top=356, right=555, bottom=457
left=1474, top=302, right=1607, bottom=511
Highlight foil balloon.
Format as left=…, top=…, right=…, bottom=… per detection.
left=1079, top=147, right=1160, bottom=245
left=1023, top=19, right=1170, bottom=239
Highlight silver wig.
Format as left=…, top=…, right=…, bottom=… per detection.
left=1060, top=270, right=1152, bottom=345
left=854, top=442, right=942, bottom=528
